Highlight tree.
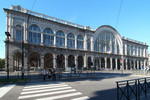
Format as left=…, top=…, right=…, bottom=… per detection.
left=0, top=58, right=5, bottom=70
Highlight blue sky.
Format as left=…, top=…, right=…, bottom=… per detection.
left=0, top=0, right=150, bottom=58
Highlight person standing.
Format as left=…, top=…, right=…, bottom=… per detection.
left=42, top=68, right=47, bottom=81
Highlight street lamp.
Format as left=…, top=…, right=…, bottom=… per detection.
left=5, top=32, right=11, bottom=80
left=21, top=28, right=24, bottom=79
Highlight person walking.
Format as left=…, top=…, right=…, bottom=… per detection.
left=52, top=68, right=56, bottom=81
left=48, top=69, right=52, bottom=80
left=42, top=68, right=47, bottom=81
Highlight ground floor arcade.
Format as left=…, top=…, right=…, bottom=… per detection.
left=9, top=44, right=148, bottom=72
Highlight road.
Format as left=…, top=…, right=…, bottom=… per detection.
left=0, top=72, right=149, bottom=100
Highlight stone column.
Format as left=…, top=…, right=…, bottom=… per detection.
left=6, top=14, right=9, bottom=32
left=24, top=21, right=28, bottom=43
left=105, top=57, right=107, bottom=69
left=92, top=56, right=95, bottom=68
left=65, top=54, right=68, bottom=70
left=75, top=55, right=78, bottom=69
left=75, top=35, right=77, bottom=49
left=115, top=58, right=118, bottom=70
left=99, top=58, right=101, bottom=70
left=10, top=16, right=14, bottom=41
left=110, top=58, right=112, bottom=70
left=41, top=32, right=44, bottom=45
left=133, top=60, right=136, bottom=69
left=125, top=59, right=128, bottom=70
left=53, top=54, right=57, bottom=68
left=84, top=54, right=87, bottom=68
left=65, top=33, right=67, bottom=48
left=137, top=60, right=139, bottom=70
left=54, top=31, right=56, bottom=46
left=91, top=37, right=94, bottom=51
left=24, top=56, right=28, bottom=71
left=40, top=56, right=44, bottom=69
left=84, top=34, right=87, bottom=51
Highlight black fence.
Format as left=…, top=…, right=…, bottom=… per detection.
left=116, top=77, right=150, bottom=100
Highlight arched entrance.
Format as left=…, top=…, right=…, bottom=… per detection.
left=107, top=58, right=110, bottom=69
left=29, top=52, right=40, bottom=70
left=95, top=57, right=99, bottom=70
left=135, top=60, right=137, bottom=69
left=68, top=55, right=75, bottom=68
left=117, top=59, right=120, bottom=70
left=57, top=54, right=65, bottom=70
left=127, top=59, right=130, bottom=70
left=44, top=53, right=53, bottom=69
left=78, top=56, right=83, bottom=69
left=139, top=61, right=141, bottom=69
left=101, top=58, right=105, bottom=69
left=112, top=59, right=115, bottom=70
left=124, top=60, right=126, bottom=70
left=88, top=56, right=92, bottom=69
left=13, top=52, right=22, bottom=71
left=131, top=60, right=134, bottom=69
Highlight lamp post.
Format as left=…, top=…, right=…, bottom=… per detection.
left=22, top=29, right=24, bottom=79
left=5, top=32, right=11, bottom=80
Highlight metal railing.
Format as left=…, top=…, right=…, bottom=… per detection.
left=116, top=77, right=150, bottom=100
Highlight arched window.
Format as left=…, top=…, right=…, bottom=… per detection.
left=117, top=42, right=119, bottom=54
left=16, top=25, right=22, bottom=41
left=77, top=35, right=84, bottom=49
left=56, top=30, right=65, bottom=47
left=29, top=25, right=41, bottom=44
left=87, top=39, right=91, bottom=51
left=106, top=41, right=110, bottom=53
left=101, top=41, right=104, bottom=52
left=112, top=42, right=115, bottom=54
left=94, top=41, right=99, bottom=52
left=67, top=33, right=75, bottom=48
left=43, top=28, right=54, bottom=46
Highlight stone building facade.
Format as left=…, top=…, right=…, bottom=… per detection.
left=4, top=5, right=149, bottom=72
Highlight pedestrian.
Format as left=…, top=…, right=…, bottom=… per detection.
left=42, top=68, right=47, bottom=81
left=52, top=68, right=56, bottom=81
left=48, top=69, right=52, bottom=80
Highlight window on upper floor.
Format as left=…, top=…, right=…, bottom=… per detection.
left=135, top=47, right=137, bottom=56
left=28, top=25, right=41, bottom=44
left=77, top=35, right=84, bottom=49
left=67, top=33, right=75, bottom=48
left=112, top=42, right=115, bottom=54
left=94, top=40, right=99, bottom=52
left=131, top=46, right=133, bottom=56
left=43, top=28, right=54, bottom=46
left=127, top=45, right=130, bottom=55
left=87, top=39, right=91, bottom=51
left=123, top=44, right=125, bottom=55
left=15, top=25, right=22, bottom=42
left=56, top=30, right=65, bottom=47
left=138, top=47, right=140, bottom=57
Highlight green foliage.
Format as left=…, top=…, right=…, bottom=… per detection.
left=0, top=58, right=5, bottom=69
